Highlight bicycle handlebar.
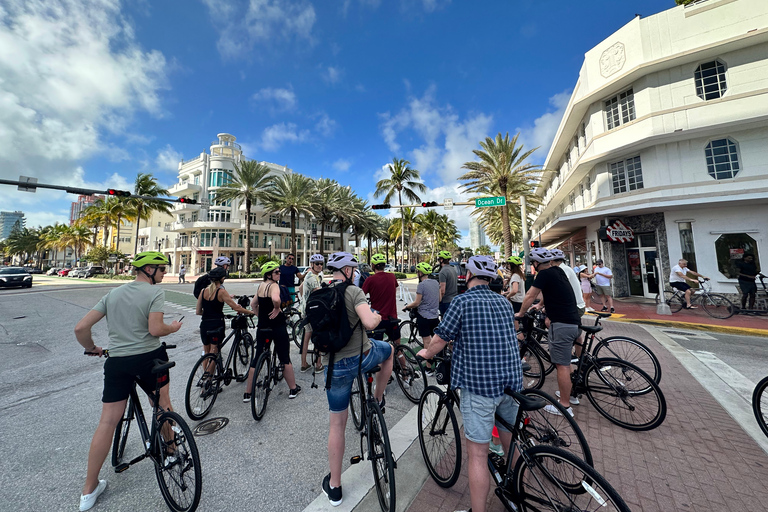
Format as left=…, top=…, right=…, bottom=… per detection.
left=84, top=342, right=177, bottom=357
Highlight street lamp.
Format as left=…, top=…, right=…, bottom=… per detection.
left=268, top=240, right=273, bottom=258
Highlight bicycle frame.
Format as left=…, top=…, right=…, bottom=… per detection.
left=212, top=315, right=254, bottom=381
left=115, top=385, right=161, bottom=472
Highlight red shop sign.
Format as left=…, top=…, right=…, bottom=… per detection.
left=606, top=220, right=635, bottom=243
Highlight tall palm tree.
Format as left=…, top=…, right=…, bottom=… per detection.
left=374, top=158, right=426, bottom=271
left=309, top=178, right=340, bottom=256
left=80, top=200, right=111, bottom=248
left=360, top=211, right=385, bottom=264
left=460, top=132, right=543, bottom=258
left=128, top=173, right=172, bottom=255
left=390, top=207, right=418, bottom=269
left=105, top=197, right=130, bottom=251
left=380, top=217, right=394, bottom=263
left=5, top=226, right=40, bottom=264
left=214, top=160, right=273, bottom=271
left=60, top=224, right=93, bottom=263
left=331, top=185, right=362, bottom=254
left=260, top=173, right=316, bottom=258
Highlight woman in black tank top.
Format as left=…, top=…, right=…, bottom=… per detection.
left=195, top=268, right=254, bottom=355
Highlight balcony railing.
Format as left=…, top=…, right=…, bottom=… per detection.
left=211, top=140, right=242, bottom=150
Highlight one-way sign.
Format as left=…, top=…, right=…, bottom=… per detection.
left=444, top=198, right=453, bottom=210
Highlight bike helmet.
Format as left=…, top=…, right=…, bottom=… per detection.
left=131, top=251, right=169, bottom=268
left=214, top=256, right=231, bottom=266
left=370, top=253, right=387, bottom=265
left=529, top=247, right=554, bottom=263
left=507, top=255, right=524, bottom=265
left=466, top=255, right=499, bottom=280
left=309, top=253, right=325, bottom=264
left=260, top=261, right=280, bottom=277
left=415, top=262, right=432, bottom=275
left=326, top=252, right=359, bottom=270
left=437, top=250, right=452, bottom=260
left=209, top=266, right=228, bottom=280
left=550, top=249, right=565, bottom=260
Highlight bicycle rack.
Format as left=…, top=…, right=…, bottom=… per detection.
left=398, top=284, right=414, bottom=303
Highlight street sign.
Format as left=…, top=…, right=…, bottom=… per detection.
left=107, top=256, right=118, bottom=263
left=18, top=176, right=38, bottom=193
left=605, top=220, right=635, bottom=243
left=444, top=198, right=453, bottom=210
left=475, top=196, right=506, bottom=208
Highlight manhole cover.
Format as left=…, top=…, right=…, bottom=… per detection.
left=193, top=417, right=229, bottom=436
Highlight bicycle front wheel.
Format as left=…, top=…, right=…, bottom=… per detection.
left=752, top=376, right=768, bottom=438
left=656, top=290, right=684, bottom=313
left=520, top=344, right=545, bottom=390
left=399, top=320, right=421, bottom=348
left=585, top=357, right=667, bottom=431
left=233, top=333, right=254, bottom=382
left=185, top=354, right=220, bottom=421
left=154, top=411, right=202, bottom=512
left=369, top=401, right=396, bottom=512
left=513, top=445, right=631, bottom=512
left=593, top=336, right=662, bottom=385
left=250, top=353, right=271, bottom=421
left=111, top=402, right=133, bottom=467
left=349, top=373, right=365, bottom=431
left=418, top=386, right=461, bottom=488
left=701, top=293, right=736, bottom=319
left=394, top=345, right=427, bottom=403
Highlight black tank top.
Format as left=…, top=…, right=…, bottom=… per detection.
left=258, top=283, right=285, bottom=331
left=201, top=288, right=225, bottom=320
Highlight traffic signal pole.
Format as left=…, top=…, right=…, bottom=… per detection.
left=0, top=178, right=193, bottom=203
left=520, top=195, right=530, bottom=265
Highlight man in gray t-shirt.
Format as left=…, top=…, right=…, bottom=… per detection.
left=437, top=250, right=458, bottom=316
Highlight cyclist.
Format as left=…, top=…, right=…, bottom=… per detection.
left=300, top=253, right=325, bottom=373
left=437, top=250, right=458, bottom=316
left=404, top=262, right=439, bottom=371
left=502, top=255, right=526, bottom=315
left=416, top=256, right=522, bottom=512
left=279, top=253, right=304, bottom=304
left=736, top=253, right=759, bottom=310
left=193, top=256, right=231, bottom=299
left=74, top=251, right=182, bottom=511
left=361, top=253, right=400, bottom=347
left=196, top=266, right=254, bottom=357
left=670, top=258, right=709, bottom=309
left=243, top=261, right=301, bottom=403
left=322, top=252, right=392, bottom=507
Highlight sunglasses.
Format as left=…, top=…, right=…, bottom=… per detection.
left=155, top=266, right=167, bottom=272
left=313, top=262, right=323, bottom=266
left=272, top=269, right=281, bottom=273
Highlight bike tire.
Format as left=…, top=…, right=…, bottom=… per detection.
left=153, top=411, right=202, bottom=512
left=584, top=357, right=667, bottom=431
left=590, top=293, right=602, bottom=306
left=111, top=402, right=133, bottom=467
left=593, top=336, right=662, bottom=385
left=291, top=320, right=305, bottom=351
left=368, top=401, right=396, bottom=512
left=520, top=344, right=545, bottom=390
left=512, top=445, right=631, bottom=512
left=520, top=389, right=593, bottom=467
left=233, top=333, right=254, bottom=382
left=417, top=386, right=461, bottom=488
left=701, top=293, right=736, bottom=319
left=350, top=373, right=365, bottom=431
left=752, top=376, right=768, bottom=439
left=394, top=345, right=428, bottom=403
left=399, top=320, right=422, bottom=348
left=184, top=354, right=220, bottom=421
left=656, top=290, right=684, bottom=313
left=250, top=353, right=271, bottom=421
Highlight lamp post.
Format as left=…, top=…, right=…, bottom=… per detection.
left=268, top=240, right=273, bottom=259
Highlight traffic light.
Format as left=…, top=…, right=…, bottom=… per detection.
left=371, top=204, right=391, bottom=210
left=530, top=241, right=540, bottom=248
left=107, top=189, right=131, bottom=197
left=421, top=201, right=439, bottom=207
left=178, top=197, right=197, bottom=204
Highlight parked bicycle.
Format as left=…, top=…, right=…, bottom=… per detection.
left=752, top=375, right=768, bottom=439
left=110, top=344, right=202, bottom=512
left=284, top=300, right=305, bottom=350
left=656, top=277, right=736, bottom=319
left=398, top=309, right=422, bottom=349
left=249, top=329, right=288, bottom=421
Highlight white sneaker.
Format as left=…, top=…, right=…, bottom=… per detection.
left=555, top=390, right=580, bottom=405
left=544, top=404, right=575, bottom=417
left=79, top=480, right=107, bottom=511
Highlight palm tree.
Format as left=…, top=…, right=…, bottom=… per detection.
left=60, top=224, right=93, bottom=263
left=415, top=209, right=441, bottom=261
left=374, top=158, right=426, bottom=271
left=105, top=197, right=130, bottom=251
left=331, top=185, right=362, bottom=254
left=460, top=132, right=543, bottom=258
left=309, top=178, right=340, bottom=256
left=260, top=173, right=316, bottom=258
left=380, top=217, right=394, bottom=263
left=128, top=173, right=172, bottom=255
left=390, top=207, right=418, bottom=269
left=214, top=160, right=273, bottom=271
left=5, top=226, right=40, bottom=265
left=80, top=199, right=116, bottom=249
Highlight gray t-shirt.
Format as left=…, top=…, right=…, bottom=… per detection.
left=510, top=273, right=525, bottom=303
left=416, top=278, right=440, bottom=319
left=439, top=265, right=458, bottom=303
left=92, top=281, right=165, bottom=357
left=323, top=284, right=370, bottom=363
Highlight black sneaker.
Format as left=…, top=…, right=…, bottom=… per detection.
left=322, top=473, right=343, bottom=506
left=601, top=306, right=608, bottom=312
left=243, top=393, right=251, bottom=403
left=610, top=308, right=615, bottom=313
left=378, top=396, right=386, bottom=414
left=289, top=385, right=302, bottom=399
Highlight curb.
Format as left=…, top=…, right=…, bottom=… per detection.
left=612, top=316, right=768, bottom=337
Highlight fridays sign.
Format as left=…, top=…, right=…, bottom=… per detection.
left=606, top=220, right=635, bottom=243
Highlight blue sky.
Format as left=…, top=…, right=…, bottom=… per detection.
left=0, top=0, right=675, bottom=241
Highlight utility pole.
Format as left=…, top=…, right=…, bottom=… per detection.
left=520, top=196, right=530, bottom=265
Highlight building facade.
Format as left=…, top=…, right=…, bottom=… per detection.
left=531, top=0, right=768, bottom=299
left=0, top=211, right=26, bottom=240
left=69, top=195, right=104, bottom=226
left=469, top=218, right=487, bottom=251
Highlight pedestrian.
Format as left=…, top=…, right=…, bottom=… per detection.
left=437, top=250, right=458, bottom=316
left=735, top=253, right=760, bottom=310
left=299, top=254, right=325, bottom=373
left=279, top=254, right=304, bottom=304
left=576, top=265, right=595, bottom=311
left=669, top=258, right=708, bottom=309
left=593, top=259, right=615, bottom=313
left=178, top=263, right=186, bottom=284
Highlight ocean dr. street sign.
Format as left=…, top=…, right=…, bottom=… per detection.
left=475, top=196, right=506, bottom=208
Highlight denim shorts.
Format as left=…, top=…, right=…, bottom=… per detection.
left=459, top=389, right=520, bottom=444
left=325, top=339, right=393, bottom=413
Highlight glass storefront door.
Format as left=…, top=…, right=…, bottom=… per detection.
left=641, top=249, right=659, bottom=298
left=627, top=249, right=643, bottom=296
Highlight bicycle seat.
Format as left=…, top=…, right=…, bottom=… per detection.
left=152, top=359, right=175, bottom=374
left=366, top=365, right=382, bottom=375
left=587, top=311, right=611, bottom=318
left=504, top=389, right=546, bottom=411
left=579, top=324, right=603, bottom=334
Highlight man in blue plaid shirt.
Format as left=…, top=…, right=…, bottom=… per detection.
left=417, top=255, right=523, bottom=512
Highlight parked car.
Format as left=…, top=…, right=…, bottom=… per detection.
left=384, top=264, right=394, bottom=272
left=0, top=267, right=33, bottom=288
left=46, top=268, right=60, bottom=275
left=69, top=268, right=86, bottom=278
left=57, top=268, right=72, bottom=276
left=81, top=266, right=105, bottom=278
left=24, top=267, right=43, bottom=274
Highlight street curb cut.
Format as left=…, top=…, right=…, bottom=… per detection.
left=612, top=317, right=768, bottom=337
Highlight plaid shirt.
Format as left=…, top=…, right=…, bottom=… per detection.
left=434, top=284, right=522, bottom=398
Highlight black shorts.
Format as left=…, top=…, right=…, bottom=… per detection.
left=416, top=315, right=439, bottom=337
left=102, top=346, right=169, bottom=403
left=378, top=318, right=401, bottom=342
left=252, top=327, right=291, bottom=367
left=739, top=281, right=757, bottom=295
left=200, top=318, right=226, bottom=346
left=670, top=282, right=691, bottom=292
left=511, top=301, right=522, bottom=314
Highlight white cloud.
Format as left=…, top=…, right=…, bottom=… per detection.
left=252, top=86, right=297, bottom=112
left=323, top=66, right=343, bottom=85
left=516, top=89, right=571, bottom=163
left=333, top=159, right=352, bottom=172
left=314, top=112, right=337, bottom=137
left=202, top=0, right=316, bottom=59
left=156, top=144, right=182, bottom=172
left=259, top=123, right=310, bottom=151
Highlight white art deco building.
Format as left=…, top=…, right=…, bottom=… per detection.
left=531, top=0, right=768, bottom=299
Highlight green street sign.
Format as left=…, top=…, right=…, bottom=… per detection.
left=475, top=196, right=506, bottom=208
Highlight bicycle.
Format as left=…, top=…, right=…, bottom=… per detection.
left=284, top=300, right=305, bottom=350
left=752, top=375, right=768, bottom=438
left=249, top=329, right=290, bottom=421
left=736, top=272, right=768, bottom=316
left=109, top=344, right=202, bottom=512
left=656, top=277, right=736, bottom=319
left=398, top=309, right=422, bottom=349
left=184, top=301, right=255, bottom=421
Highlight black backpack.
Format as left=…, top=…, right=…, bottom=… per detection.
left=302, top=281, right=360, bottom=389
left=193, top=273, right=212, bottom=299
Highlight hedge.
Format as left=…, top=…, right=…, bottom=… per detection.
left=93, top=274, right=135, bottom=280
left=394, top=272, right=407, bottom=279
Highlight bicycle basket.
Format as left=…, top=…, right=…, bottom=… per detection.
left=231, top=315, right=248, bottom=330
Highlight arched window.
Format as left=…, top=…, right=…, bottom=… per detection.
left=705, top=138, right=740, bottom=180
left=695, top=60, right=727, bottom=100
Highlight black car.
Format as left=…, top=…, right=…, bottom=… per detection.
left=82, top=266, right=106, bottom=278
left=24, top=267, right=43, bottom=274
left=0, top=267, right=33, bottom=288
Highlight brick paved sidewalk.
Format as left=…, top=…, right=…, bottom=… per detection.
left=406, top=321, right=768, bottom=512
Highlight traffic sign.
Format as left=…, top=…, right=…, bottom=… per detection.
left=18, top=176, right=37, bottom=193
left=475, top=196, right=506, bottom=208
left=444, top=198, right=453, bottom=210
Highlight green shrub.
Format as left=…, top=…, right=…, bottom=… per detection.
left=394, top=272, right=407, bottom=280
left=93, top=274, right=135, bottom=280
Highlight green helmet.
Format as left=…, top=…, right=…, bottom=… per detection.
left=415, top=262, right=432, bottom=275
left=132, top=251, right=169, bottom=268
left=371, top=253, right=387, bottom=265
left=507, top=255, right=524, bottom=265
left=261, top=261, right=280, bottom=277
left=438, top=250, right=452, bottom=260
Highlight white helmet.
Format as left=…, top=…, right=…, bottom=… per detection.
left=466, top=255, right=498, bottom=280
left=214, top=256, right=231, bottom=266
left=309, top=254, right=325, bottom=263
left=530, top=248, right=554, bottom=263
left=326, top=252, right=359, bottom=270
left=550, top=249, right=565, bottom=260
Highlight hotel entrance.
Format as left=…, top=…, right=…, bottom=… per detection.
left=626, top=233, right=659, bottom=299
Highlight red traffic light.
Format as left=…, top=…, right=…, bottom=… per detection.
left=107, top=189, right=131, bottom=197
left=371, top=204, right=391, bottom=210
left=530, top=241, right=540, bottom=248
left=178, top=197, right=197, bottom=204
left=421, top=201, right=439, bottom=207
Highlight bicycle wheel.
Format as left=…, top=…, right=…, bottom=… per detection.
left=399, top=320, right=422, bottom=348
left=584, top=357, right=667, bottom=431
left=350, top=373, right=365, bottom=431
left=368, top=401, right=396, bottom=512
left=593, top=336, right=662, bottom=385
left=656, top=290, right=684, bottom=313
left=701, top=293, right=736, bottom=319
left=520, top=389, right=593, bottom=467
left=591, top=293, right=602, bottom=306
left=291, top=320, right=306, bottom=351
left=111, top=402, right=133, bottom=467
left=520, top=344, right=545, bottom=390
left=233, top=333, right=254, bottom=381
left=153, top=411, right=202, bottom=512
left=513, top=445, right=631, bottom=512
left=394, top=345, right=427, bottom=403
left=250, top=353, right=272, bottom=421
left=752, top=376, right=768, bottom=438
left=184, top=354, right=220, bottom=421
left=417, top=386, right=461, bottom=488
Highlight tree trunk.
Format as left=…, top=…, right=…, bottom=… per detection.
left=115, top=214, right=122, bottom=253
left=367, top=234, right=372, bottom=264
left=245, top=198, right=252, bottom=273
left=399, top=189, right=404, bottom=272
left=319, top=216, right=326, bottom=256
left=133, top=204, right=143, bottom=255
left=500, top=184, right=512, bottom=259
left=290, top=210, right=297, bottom=257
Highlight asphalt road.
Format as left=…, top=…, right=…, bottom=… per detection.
left=0, top=280, right=421, bottom=512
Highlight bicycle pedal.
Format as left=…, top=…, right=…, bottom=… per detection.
left=114, top=463, right=130, bottom=473
left=350, top=455, right=362, bottom=465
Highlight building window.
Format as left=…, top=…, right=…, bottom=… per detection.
left=695, top=60, right=727, bottom=100
left=715, top=233, right=759, bottom=279
left=199, top=229, right=232, bottom=248
left=678, top=222, right=698, bottom=273
left=610, top=156, right=644, bottom=194
left=208, top=192, right=231, bottom=207
left=604, top=89, right=635, bottom=130
left=208, top=169, right=233, bottom=188
left=705, top=138, right=740, bottom=180
left=206, top=209, right=231, bottom=223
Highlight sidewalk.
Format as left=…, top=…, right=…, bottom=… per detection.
left=406, top=321, right=768, bottom=512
